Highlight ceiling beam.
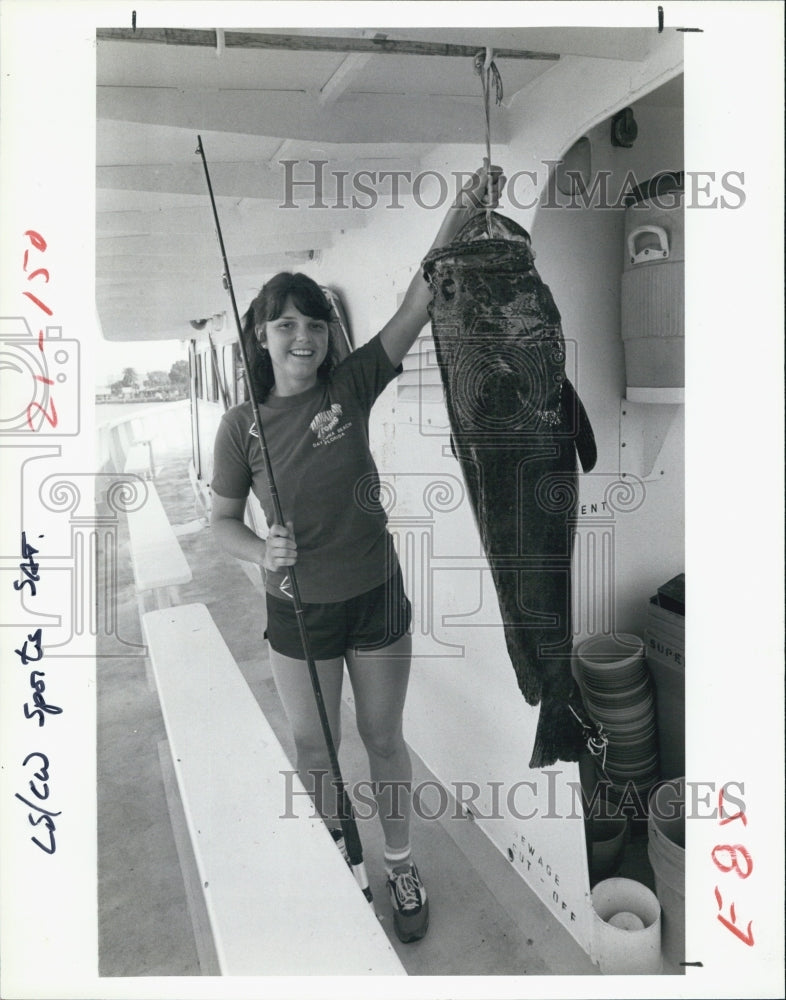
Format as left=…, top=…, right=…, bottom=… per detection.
left=97, top=252, right=320, bottom=285
left=318, top=30, right=386, bottom=107
left=96, top=155, right=454, bottom=202
left=97, top=87, right=490, bottom=144
left=96, top=28, right=560, bottom=62
left=95, top=205, right=367, bottom=236
left=318, top=51, right=376, bottom=107
left=95, top=230, right=336, bottom=257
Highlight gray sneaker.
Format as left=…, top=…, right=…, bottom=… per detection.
left=387, top=863, right=429, bottom=942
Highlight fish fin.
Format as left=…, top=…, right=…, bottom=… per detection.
left=528, top=679, right=589, bottom=769
left=561, top=377, right=597, bottom=473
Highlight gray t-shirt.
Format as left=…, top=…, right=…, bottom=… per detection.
left=211, top=333, right=401, bottom=603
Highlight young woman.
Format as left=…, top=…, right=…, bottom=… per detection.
left=210, top=162, right=503, bottom=943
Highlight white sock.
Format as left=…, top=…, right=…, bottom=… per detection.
left=384, top=843, right=413, bottom=876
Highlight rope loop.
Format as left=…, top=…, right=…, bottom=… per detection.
left=568, top=703, right=611, bottom=780
left=473, top=49, right=504, bottom=236
left=473, top=48, right=504, bottom=105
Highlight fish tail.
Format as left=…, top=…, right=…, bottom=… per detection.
left=528, top=680, right=590, bottom=769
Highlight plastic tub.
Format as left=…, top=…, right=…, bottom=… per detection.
left=591, top=877, right=662, bottom=974
left=649, top=778, right=685, bottom=848
left=647, top=778, right=685, bottom=965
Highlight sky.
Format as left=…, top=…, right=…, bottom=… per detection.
left=95, top=336, right=188, bottom=388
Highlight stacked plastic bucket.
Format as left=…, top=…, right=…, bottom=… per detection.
left=576, top=633, right=659, bottom=807
left=647, top=777, right=686, bottom=966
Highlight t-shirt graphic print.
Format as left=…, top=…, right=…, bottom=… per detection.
left=309, top=403, right=348, bottom=446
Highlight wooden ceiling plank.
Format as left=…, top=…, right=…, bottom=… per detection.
left=96, top=28, right=560, bottom=62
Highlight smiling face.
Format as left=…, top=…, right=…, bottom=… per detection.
left=259, top=296, right=330, bottom=396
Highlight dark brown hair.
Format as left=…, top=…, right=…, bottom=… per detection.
left=241, top=272, right=338, bottom=402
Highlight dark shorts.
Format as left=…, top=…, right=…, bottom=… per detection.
left=265, top=567, right=412, bottom=660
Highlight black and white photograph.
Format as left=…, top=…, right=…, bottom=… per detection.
left=0, top=2, right=783, bottom=997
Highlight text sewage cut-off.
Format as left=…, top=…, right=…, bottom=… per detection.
left=507, top=836, right=577, bottom=922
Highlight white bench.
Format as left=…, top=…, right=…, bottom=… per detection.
left=142, top=603, right=404, bottom=976
left=107, top=415, right=156, bottom=476
left=123, top=439, right=155, bottom=479
left=124, top=416, right=157, bottom=478
left=126, top=479, right=192, bottom=617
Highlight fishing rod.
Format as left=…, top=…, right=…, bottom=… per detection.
left=196, top=135, right=373, bottom=906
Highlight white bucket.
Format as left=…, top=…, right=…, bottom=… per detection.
left=591, top=877, right=662, bottom=974
left=647, top=778, right=685, bottom=966
left=648, top=778, right=686, bottom=862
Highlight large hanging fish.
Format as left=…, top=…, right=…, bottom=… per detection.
left=422, top=210, right=598, bottom=769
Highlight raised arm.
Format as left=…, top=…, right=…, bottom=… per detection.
left=379, top=161, right=505, bottom=369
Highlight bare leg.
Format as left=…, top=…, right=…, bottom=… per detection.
left=268, top=649, right=345, bottom=826
left=345, top=633, right=413, bottom=850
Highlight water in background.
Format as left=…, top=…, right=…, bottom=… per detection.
left=97, top=399, right=192, bottom=473
left=96, top=400, right=188, bottom=427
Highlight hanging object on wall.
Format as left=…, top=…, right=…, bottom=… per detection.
left=422, top=51, right=603, bottom=770
left=621, top=173, right=685, bottom=402
left=611, top=106, right=638, bottom=148
left=423, top=209, right=601, bottom=769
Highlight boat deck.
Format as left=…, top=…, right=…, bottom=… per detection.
left=97, top=437, right=608, bottom=977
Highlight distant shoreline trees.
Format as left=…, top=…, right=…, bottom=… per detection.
left=103, top=360, right=190, bottom=402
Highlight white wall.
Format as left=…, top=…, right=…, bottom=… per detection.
left=530, top=103, right=685, bottom=638
left=306, top=79, right=684, bottom=957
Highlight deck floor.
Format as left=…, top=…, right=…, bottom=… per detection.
left=96, top=442, right=623, bottom=977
